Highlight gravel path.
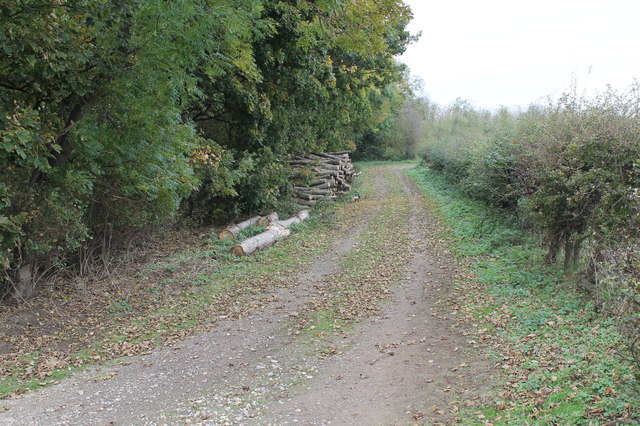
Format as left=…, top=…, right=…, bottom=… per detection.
left=0, top=164, right=494, bottom=425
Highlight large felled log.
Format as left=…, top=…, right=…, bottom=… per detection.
left=311, top=167, right=340, bottom=173
left=231, top=210, right=309, bottom=256
left=218, top=215, right=261, bottom=240
left=278, top=209, right=310, bottom=228
left=307, top=154, right=342, bottom=165
left=230, top=224, right=290, bottom=256
left=257, top=212, right=279, bottom=226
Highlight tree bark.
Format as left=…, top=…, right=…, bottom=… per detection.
left=277, top=209, right=309, bottom=228
left=294, top=191, right=313, bottom=200
left=257, top=212, right=279, bottom=226
left=294, top=187, right=333, bottom=195
left=231, top=210, right=309, bottom=256
left=230, top=224, right=290, bottom=256
left=218, top=215, right=262, bottom=240
left=310, top=181, right=334, bottom=189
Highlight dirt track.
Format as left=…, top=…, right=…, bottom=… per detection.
left=0, top=164, right=494, bottom=425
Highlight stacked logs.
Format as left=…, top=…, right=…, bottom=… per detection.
left=290, top=151, right=355, bottom=209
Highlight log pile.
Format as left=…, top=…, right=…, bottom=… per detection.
left=289, top=151, right=355, bottom=209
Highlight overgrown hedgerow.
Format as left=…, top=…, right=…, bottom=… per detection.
left=420, top=85, right=640, bottom=377
left=408, top=167, right=639, bottom=425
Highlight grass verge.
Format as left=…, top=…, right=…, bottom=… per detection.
left=407, top=166, right=639, bottom=425
left=0, top=204, right=346, bottom=398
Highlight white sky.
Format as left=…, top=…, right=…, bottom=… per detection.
left=398, top=0, right=640, bottom=110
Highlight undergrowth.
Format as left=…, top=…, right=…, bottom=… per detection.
left=407, top=166, right=639, bottom=425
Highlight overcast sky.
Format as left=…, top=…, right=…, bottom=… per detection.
left=398, top=0, right=640, bottom=110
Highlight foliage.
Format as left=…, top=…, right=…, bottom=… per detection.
left=421, top=86, right=640, bottom=268
left=409, top=167, right=639, bottom=424
left=352, top=75, right=429, bottom=161
left=0, top=0, right=414, bottom=298
left=419, top=84, right=640, bottom=380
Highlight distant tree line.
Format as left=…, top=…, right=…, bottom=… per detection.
left=0, top=0, right=415, bottom=299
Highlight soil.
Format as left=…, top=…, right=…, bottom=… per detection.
left=0, top=164, right=495, bottom=425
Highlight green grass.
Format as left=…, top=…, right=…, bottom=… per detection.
left=407, top=166, right=639, bottom=425
left=0, top=203, right=343, bottom=398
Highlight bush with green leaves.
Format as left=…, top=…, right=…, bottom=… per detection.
left=420, top=85, right=640, bottom=370
left=1, top=0, right=414, bottom=299
left=422, top=86, right=640, bottom=268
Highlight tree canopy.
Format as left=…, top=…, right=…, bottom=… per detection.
left=0, top=0, right=415, bottom=298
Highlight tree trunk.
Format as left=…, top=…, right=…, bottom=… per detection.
left=218, top=215, right=262, bottom=240
left=294, top=191, right=313, bottom=200
left=277, top=209, right=309, bottom=228
left=257, top=212, right=278, bottom=226
left=30, top=94, right=99, bottom=184
left=294, top=187, right=333, bottom=195
left=310, top=181, right=334, bottom=189
left=230, top=224, right=290, bottom=256
left=11, top=263, right=35, bottom=302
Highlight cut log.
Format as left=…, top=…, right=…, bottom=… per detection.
left=309, top=178, right=331, bottom=186
left=278, top=210, right=309, bottom=228
left=294, top=187, right=333, bottom=196
left=218, top=215, right=261, bottom=240
left=294, top=191, right=313, bottom=200
left=315, top=152, right=344, bottom=162
left=231, top=210, right=309, bottom=256
left=289, top=159, right=322, bottom=166
left=315, top=170, right=340, bottom=176
left=230, top=224, right=290, bottom=256
left=309, top=181, right=334, bottom=189
left=257, top=212, right=279, bottom=226
left=307, top=154, right=341, bottom=165
left=318, top=164, right=341, bottom=171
